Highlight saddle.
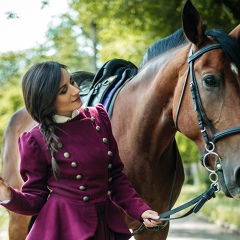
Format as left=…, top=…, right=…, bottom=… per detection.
left=72, top=58, right=138, bottom=117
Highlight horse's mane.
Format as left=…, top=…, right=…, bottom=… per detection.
left=139, top=28, right=187, bottom=70
left=206, top=29, right=240, bottom=66
left=139, top=27, right=240, bottom=70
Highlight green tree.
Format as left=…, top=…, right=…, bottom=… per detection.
left=175, top=132, right=200, bottom=166
left=0, top=52, right=26, bottom=86
left=45, top=15, right=93, bottom=72
left=0, top=81, right=24, bottom=146
left=175, top=132, right=209, bottom=185
left=66, top=0, right=239, bottom=65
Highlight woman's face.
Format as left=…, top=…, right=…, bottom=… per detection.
left=54, top=68, right=82, bottom=117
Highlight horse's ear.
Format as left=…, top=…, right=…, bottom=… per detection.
left=182, top=0, right=206, bottom=46
left=229, top=24, right=240, bottom=45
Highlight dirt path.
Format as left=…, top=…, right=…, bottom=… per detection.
left=167, top=214, right=239, bottom=240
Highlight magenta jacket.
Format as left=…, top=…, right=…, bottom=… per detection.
left=3, top=104, right=150, bottom=240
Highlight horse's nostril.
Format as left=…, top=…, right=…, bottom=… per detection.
left=234, top=166, right=240, bottom=187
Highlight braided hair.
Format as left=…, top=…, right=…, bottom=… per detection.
left=22, top=61, right=68, bottom=181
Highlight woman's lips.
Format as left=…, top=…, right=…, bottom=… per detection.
left=72, top=96, right=81, bottom=102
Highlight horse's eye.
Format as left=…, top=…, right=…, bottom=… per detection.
left=203, top=76, right=219, bottom=87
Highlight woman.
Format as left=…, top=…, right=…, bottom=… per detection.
left=0, top=61, right=160, bottom=240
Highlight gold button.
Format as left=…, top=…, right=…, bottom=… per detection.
left=64, top=152, right=70, bottom=158
left=58, top=143, right=63, bottom=149
left=83, top=196, right=89, bottom=202
left=76, top=175, right=82, bottom=180
left=84, top=107, right=89, bottom=112
left=108, top=163, right=112, bottom=169
left=71, top=162, right=78, bottom=168
left=103, top=138, right=108, bottom=144
left=108, top=177, right=112, bottom=182
left=79, top=186, right=86, bottom=190
left=108, top=151, right=113, bottom=156
left=96, top=126, right=101, bottom=131
left=107, top=190, right=111, bottom=196
left=91, top=117, right=96, bottom=122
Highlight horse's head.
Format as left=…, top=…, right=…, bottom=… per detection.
left=175, top=0, right=240, bottom=199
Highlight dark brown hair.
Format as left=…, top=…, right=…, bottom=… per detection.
left=22, top=61, right=68, bottom=181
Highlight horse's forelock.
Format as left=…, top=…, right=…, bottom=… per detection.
left=207, top=29, right=240, bottom=66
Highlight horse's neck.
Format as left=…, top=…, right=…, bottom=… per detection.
left=131, top=46, right=188, bottom=127
left=112, top=45, right=189, bottom=156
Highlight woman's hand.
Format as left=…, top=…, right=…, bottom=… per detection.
left=0, top=177, right=11, bottom=201
left=141, top=210, right=162, bottom=227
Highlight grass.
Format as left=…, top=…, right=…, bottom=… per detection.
left=174, top=184, right=240, bottom=230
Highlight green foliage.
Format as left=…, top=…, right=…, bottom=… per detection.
left=0, top=53, right=27, bottom=147
left=67, top=0, right=239, bottom=65
left=190, top=0, right=239, bottom=31
left=175, top=132, right=201, bottom=166
left=69, top=0, right=183, bottom=65
left=5, top=11, right=19, bottom=19
left=45, top=15, right=93, bottom=72
left=0, top=81, right=24, bottom=146
left=0, top=52, right=25, bottom=86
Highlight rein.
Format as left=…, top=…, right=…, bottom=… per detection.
left=133, top=43, right=240, bottom=235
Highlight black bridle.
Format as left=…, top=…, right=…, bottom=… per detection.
left=175, top=43, right=240, bottom=151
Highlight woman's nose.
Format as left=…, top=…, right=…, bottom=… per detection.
left=71, top=84, right=80, bottom=95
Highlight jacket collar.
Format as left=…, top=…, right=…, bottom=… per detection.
left=53, top=109, right=79, bottom=123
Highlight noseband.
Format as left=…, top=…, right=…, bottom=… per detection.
left=175, top=43, right=240, bottom=183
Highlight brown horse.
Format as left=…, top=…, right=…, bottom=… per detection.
left=2, top=1, right=240, bottom=239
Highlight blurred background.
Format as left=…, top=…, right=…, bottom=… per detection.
left=0, top=0, right=240, bottom=239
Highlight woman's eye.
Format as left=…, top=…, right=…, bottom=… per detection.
left=60, top=88, right=67, bottom=94
left=203, top=76, right=219, bottom=87
left=71, top=79, right=75, bottom=85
